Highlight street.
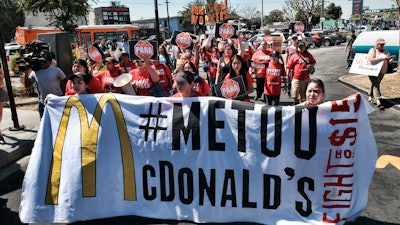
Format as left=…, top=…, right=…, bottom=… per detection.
left=1, top=45, right=399, bottom=225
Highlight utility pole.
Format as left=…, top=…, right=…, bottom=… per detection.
left=165, top=0, right=170, bottom=37
left=321, top=0, right=325, bottom=30
left=0, top=29, right=24, bottom=131
left=154, top=0, right=161, bottom=44
left=261, top=0, right=264, bottom=28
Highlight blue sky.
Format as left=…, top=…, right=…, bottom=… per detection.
left=94, top=0, right=397, bottom=21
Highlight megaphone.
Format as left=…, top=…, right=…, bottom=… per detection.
left=113, top=73, right=136, bottom=95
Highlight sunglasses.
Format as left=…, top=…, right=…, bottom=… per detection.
left=378, top=43, right=385, bottom=46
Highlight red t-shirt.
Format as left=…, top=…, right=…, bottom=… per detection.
left=286, top=51, right=316, bottom=80
left=95, top=69, right=122, bottom=93
left=152, top=64, right=172, bottom=88
left=129, top=69, right=154, bottom=96
left=193, top=77, right=211, bottom=96
left=208, top=54, right=220, bottom=79
left=251, top=49, right=271, bottom=78
left=264, top=62, right=287, bottom=96
left=152, top=64, right=172, bottom=96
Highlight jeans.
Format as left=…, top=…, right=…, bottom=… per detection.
left=368, top=73, right=385, bottom=99
left=265, top=95, right=280, bottom=106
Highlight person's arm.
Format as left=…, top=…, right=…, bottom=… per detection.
left=143, top=57, right=160, bottom=83
left=193, top=41, right=200, bottom=68
left=24, top=70, right=34, bottom=88
left=245, top=72, right=254, bottom=95
left=237, top=35, right=244, bottom=57
left=215, top=60, right=222, bottom=84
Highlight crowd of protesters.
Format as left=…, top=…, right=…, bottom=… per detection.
left=15, top=31, right=323, bottom=119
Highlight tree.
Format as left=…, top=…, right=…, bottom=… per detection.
left=110, top=1, right=127, bottom=8
left=283, top=0, right=323, bottom=30
left=15, top=0, right=95, bottom=33
left=325, top=3, right=342, bottom=20
left=238, top=4, right=260, bottom=20
left=266, top=9, right=286, bottom=23
left=178, top=0, right=204, bottom=28
left=0, top=0, right=25, bottom=42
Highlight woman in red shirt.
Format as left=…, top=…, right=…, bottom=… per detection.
left=224, top=55, right=254, bottom=102
left=264, top=51, right=287, bottom=106
left=65, top=59, right=103, bottom=95
left=172, top=71, right=200, bottom=98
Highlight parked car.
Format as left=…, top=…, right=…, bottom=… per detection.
left=350, top=30, right=399, bottom=72
left=3, top=44, right=22, bottom=72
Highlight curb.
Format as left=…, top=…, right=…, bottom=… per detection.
left=338, top=75, right=400, bottom=111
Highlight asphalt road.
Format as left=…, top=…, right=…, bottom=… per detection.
left=1, top=45, right=399, bottom=225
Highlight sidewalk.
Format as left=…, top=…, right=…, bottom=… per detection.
left=0, top=108, right=40, bottom=180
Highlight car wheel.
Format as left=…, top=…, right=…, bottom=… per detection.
left=324, top=39, right=331, bottom=46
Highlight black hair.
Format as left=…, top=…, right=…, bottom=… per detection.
left=307, top=78, right=325, bottom=93
left=228, top=55, right=248, bottom=88
left=73, top=58, right=89, bottom=74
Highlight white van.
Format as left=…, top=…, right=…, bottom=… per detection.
left=350, top=30, right=399, bottom=72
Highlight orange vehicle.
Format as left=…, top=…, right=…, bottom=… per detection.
left=15, top=26, right=61, bottom=45
left=15, top=24, right=140, bottom=47
left=72, top=24, right=140, bottom=47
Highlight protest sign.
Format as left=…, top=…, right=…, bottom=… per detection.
left=20, top=94, right=377, bottom=224
left=349, top=53, right=383, bottom=76
left=128, top=40, right=158, bottom=61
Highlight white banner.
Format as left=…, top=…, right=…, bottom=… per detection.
left=20, top=93, right=377, bottom=224
left=349, top=53, right=383, bottom=76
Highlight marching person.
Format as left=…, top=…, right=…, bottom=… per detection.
left=367, top=38, right=396, bottom=109
left=264, top=51, right=287, bottom=106
left=65, top=59, right=103, bottom=95
left=286, top=40, right=316, bottom=105
left=152, top=58, right=173, bottom=97
left=345, top=30, right=357, bottom=69
left=67, top=72, right=92, bottom=95
left=129, top=56, right=160, bottom=96
left=171, top=71, right=202, bottom=98
left=95, top=57, right=123, bottom=93
left=119, top=52, right=136, bottom=73
left=224, top=55, right=254, bottom=102
left=251, top=41, right=273, bottom=101
left=301, top=78, right=325, bottom=106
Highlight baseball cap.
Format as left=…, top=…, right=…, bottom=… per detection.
left=375, top=38, right=386, bottom=45
left=173, top=71, right=194, bottom=83
left=270, top=50, right=280, bottom=57
left=68, top=72, right=92, bottom=84
left=104, top=57, right=118, bottom=63
left=39, top=51, right=53, bottom=62
left=298, top=40, right=306, bottom=47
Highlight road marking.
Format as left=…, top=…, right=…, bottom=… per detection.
left=376, top=155, right=400, bottom=170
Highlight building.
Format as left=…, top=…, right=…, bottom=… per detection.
left=93, top=7, right=131, bottom=25
left=132, top=16, right=193, bottom=39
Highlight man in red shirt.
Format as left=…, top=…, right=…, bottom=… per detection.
left=152, top=59, right=172, bottom=96
left=94, top=57, right=123, bottom=93
left=286, top=40, right=316, bottom=105
left=119, top=52, right=136, bottom=73
left=251, top=41, right=272, bottom=101
left=129, top=57, right=160, bottom=96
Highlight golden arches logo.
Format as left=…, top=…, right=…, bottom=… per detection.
left=45, top=94, right=136, bottom=204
